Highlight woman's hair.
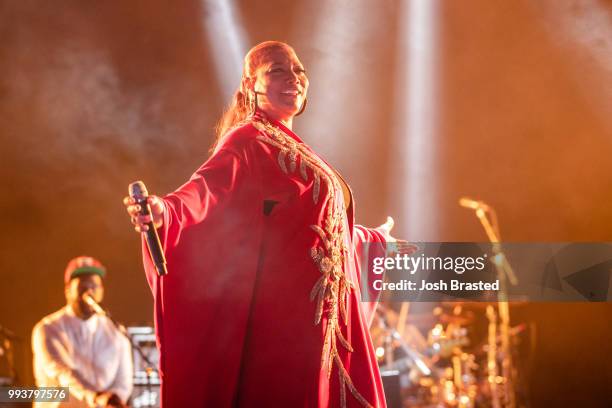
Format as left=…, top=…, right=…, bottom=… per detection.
left=212, top=41, right=295, bottom=151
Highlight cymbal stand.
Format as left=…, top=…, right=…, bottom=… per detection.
left=0, top=325, right=20, bottom=385
left=486, top=305, right=501, bottom=408
left=464, top=203, right=516, bottom=408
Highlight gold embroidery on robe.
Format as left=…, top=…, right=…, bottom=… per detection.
left=251, top=118, right=373, bottom=408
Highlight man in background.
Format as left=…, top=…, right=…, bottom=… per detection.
left=32, top=256, right=133, bottom=408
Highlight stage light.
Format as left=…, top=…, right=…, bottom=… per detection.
left=201, top=0, right=248, bottom=101
left=292, top=0, right=383, bottom=157
left=391, top=0, right=439, bottom=240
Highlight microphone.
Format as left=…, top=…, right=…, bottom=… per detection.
left=83, top=294, right=106, bottom=316
left=458, top=196, right=490, bottom=211
left=129, top=181, right=168, bottom=276
left=84, top=294, right=130, bottom=338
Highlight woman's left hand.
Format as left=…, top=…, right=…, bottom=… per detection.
left=374, top=216, right=419, bottom=256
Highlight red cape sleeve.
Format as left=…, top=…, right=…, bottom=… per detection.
left=140, top=133, right=266, bottom=407
left=142, top=145, right=259, bottom=289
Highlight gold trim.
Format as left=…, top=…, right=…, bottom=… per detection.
left=251, top=118, right=373, bottom=408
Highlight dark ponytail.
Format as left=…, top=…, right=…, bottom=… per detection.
left=212, top=89, right=250, bottom=152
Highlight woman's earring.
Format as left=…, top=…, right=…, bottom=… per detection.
left=295, top=97, right=307, bottom=116
left=247, top=91, right=258, bottom=116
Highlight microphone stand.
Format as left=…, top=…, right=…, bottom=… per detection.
left=85, top=297, right=158, bottom=406
left=115, top=322, right=157, bottom=407
left=461, top=201, right=516, bottom=408
left=116, top=321, right=157, bottom=406
left=0, top=325, right=20, bottom=385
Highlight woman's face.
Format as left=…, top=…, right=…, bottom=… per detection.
left=249, top=47, right=308, bottom=123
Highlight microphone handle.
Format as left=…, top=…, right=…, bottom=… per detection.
left=134, top=196, right=168, bottom=276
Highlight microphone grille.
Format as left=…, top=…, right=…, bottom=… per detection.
left=129, top=180, right=148, bottom=198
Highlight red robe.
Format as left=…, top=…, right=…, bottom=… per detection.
left=141, top=112, right=387, bottom=407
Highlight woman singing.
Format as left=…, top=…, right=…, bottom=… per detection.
left=125, top=41, right=415, bottom=408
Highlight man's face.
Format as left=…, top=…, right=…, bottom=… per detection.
left=65, top=274, right=104, bottom=319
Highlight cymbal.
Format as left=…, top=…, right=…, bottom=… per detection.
left=377, top=305, right=473, bottom=327
left=437, top=313, right=474, bottom=325
left=377, top=307, right=436, bottom=327
left=440, top=300, right=529, bottom=309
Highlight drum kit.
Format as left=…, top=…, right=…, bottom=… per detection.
left=369, top=197, right=530, bottom=407
left=372, top=302, right=528, bottom=408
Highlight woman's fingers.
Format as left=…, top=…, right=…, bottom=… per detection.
left=383, top=216, right=394, bottom=232
left=148, top=196, right=165, bottom=216
left=126, top=204, right=142, bottom=217
left=135, top=224, right=149, bottom=233
left=130, top=214, right=151, bottom=225
left=132, top=215, right=151, bottom=232
left=124, top=196, right=140, bottom=217
left=397, top=241, right=419, bottom=255
left=124, top=194, right=164, bottom=231
left=387, top=240, right=419, bottom=257
left=375, top=216, right=395, bottom=237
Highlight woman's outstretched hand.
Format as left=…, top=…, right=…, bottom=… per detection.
left=123, top=195, right=165, bottom=233
left=374, top=216, right=419, bottom=256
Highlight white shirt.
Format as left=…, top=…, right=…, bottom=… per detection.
left=32, top=306, right=133, bottom=408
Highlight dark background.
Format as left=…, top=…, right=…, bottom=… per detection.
left=0, top=0, right=610, bottom=407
